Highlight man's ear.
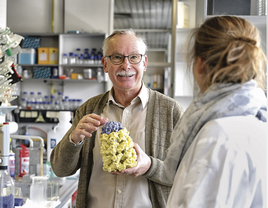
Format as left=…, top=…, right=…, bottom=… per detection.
left=197, top=57, right=205, bottom=75
left=102, top=57, right=108, bottom=73
left=143, top=55, right=148, bottom=72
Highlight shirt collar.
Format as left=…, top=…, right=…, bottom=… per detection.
left=107, top=82, right=149, bottom=109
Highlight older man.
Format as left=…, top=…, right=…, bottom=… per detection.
left=51, top=29, right=184, bottom=208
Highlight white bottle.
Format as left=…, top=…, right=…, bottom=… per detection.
left=47, top=111, right=72, bottom=161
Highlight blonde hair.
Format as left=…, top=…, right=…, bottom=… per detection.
left=186, top=16, right=266, bottom=89
left=102, top=29, right=148, bottom=57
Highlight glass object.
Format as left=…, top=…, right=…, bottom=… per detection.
left=54, top=101, right=60, bottom=110
left=68, top=52, right=75, bottom=64
left=62, top=53, right=68, bottom=65
left=29, top=92, right=35, bottom=103
left=36, top=92, right=43, bottom=103
left=44, top=95, right=50, bottom=102
left=63, top=99, right=69, bottom=110
left=22, top=69, right=32, bottom=79
left=0, top=169, right=15, bottom=207
left=21, top=98, right=27, bottom=109
left=30, top=176, right=48, bottom=203
left=78, top=55, right=84, bottom=64
left=47, top=182, right=60, bottom=201
left=21, top=91, right=28, bottom=101
left=51, top=95, right=56, bottom=108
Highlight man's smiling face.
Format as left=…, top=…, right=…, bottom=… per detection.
left=103, top=33, right=147, bottom=95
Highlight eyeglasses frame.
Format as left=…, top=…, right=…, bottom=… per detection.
left=105, top=54, right=144, bottom=65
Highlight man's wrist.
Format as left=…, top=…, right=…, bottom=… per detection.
left=69, top=134, right=84, bottom=146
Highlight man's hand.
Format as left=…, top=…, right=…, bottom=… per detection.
left=71, top=113, right=108, bottom=144
left=113, top=143, right=152, bottom=178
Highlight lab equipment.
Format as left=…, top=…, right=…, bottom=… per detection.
left=47, top=111, right=72, bottom=161
left=0, top=124, right=15, bottom=207
left=0, top=27, right=24, bottom=207
left=30, top=176, right=48, bottom=203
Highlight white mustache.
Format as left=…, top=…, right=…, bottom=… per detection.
left=116, top=71, right=136, bottom=77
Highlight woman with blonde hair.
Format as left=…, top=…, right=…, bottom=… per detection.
left=165, top=16, right=267, bottom=208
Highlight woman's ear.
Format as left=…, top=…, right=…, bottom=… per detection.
left=197, top=57, right=205, bottom=75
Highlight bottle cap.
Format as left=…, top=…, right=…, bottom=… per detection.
left=59, top=111, right=71, bottom=122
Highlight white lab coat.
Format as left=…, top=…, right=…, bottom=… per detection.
left=167, top=115, right=267, bottom=208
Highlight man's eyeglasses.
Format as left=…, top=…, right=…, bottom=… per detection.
left=105, top=54, right=144, bottom=65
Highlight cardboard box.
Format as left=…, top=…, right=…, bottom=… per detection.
left=18, top=48, right=36, bottom=65
left=38, top=47, right=49, bottom=64
left=33, top=67, right=51, bottom=79
left=49, top=48, right=58, bottom=64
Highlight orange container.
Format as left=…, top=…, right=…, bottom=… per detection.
left=38, top=47, right=49, bottom=64
left=49, top=48, right=58, bottom=64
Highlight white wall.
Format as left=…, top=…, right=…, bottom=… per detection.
left=0, top=0, right=7, bottom=29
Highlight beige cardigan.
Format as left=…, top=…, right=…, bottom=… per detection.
left=51, top=89, right=184, bottom=208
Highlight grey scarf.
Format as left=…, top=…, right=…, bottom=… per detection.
left=164, top=80, right=267, bottom=181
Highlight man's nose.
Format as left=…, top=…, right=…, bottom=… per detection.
left=122, top=56, right=131, bottom=66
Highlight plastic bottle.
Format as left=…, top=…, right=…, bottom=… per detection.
left=19, top=144, right=30, bottom=177
left=47, top=111, right=72, bottom=161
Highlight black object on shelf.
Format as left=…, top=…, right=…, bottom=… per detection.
left=13, top=110, right=75, bottom=124
left=207, top=0, right=251, bottom=15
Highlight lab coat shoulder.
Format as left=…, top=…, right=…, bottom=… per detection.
left=167, top=115, right=267, bottom=208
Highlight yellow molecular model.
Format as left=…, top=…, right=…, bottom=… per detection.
left=100, top=121, right=137, bottom=173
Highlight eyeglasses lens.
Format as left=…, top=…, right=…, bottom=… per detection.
left=110, top=54, right=142, bottom=65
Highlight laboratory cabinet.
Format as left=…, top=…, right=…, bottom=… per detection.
left=17, top=33, right=107, bottom=81
left=14, top=33, right=108, bottom=124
